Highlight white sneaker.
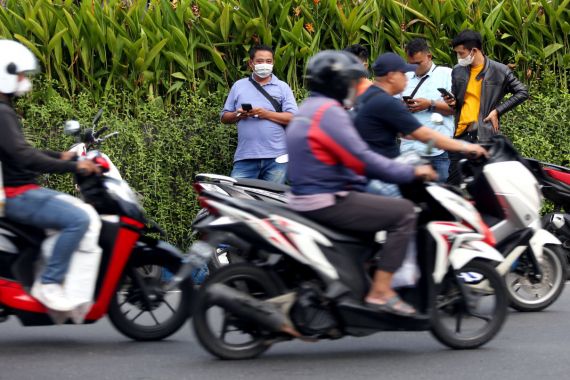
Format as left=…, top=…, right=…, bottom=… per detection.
left=31, top=283, right=74, bottom=312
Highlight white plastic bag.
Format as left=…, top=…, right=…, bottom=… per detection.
left=391, top=236, right=420, bottom=288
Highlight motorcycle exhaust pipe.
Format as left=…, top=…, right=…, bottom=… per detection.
left=206, top=283, right=301, bottom=337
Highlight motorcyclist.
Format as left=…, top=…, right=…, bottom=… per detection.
left=0, top=40, right=101, bottom=312
left=286, top=51, right=437, bottom=317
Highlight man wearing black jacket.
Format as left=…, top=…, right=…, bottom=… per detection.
left=444, top=30, right=529, bottom=184
left=0, top=40, right=100, bottom=311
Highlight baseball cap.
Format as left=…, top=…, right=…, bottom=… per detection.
left=372, top=52, right=417, bottom=76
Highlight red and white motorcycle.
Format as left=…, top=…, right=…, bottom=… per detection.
left=0, top=111, right=194, bottom=340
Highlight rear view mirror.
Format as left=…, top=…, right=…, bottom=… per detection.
left=64, top=120, right=81, bottom=136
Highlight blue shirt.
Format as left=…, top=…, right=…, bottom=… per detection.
left=354, top=86, right=422, bottom=159
left=221, top=75, right=298, bottom=162
left=400, top=63, right=454, bottom=157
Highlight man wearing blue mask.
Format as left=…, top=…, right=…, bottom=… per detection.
left=220, top=45, right=298, bottom=184
left=443, top=29, right=528, bottom=185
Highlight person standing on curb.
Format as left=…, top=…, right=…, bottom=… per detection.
left=400, top=38, right=455, bottom=182
left=444, top=29, right=528, bottom=185
left=220, top=45, right=298, bottom=184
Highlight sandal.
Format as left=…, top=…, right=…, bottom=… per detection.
left=365, top=295, right=419, bottom=318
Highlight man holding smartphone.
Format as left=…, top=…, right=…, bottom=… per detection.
left=353, top=52, right=486, bottom=197
left=220, top=45, right=298, bottom=184
left=400, top=38, right=455, bottom=182
left=444, top=29, right=528, bottom=185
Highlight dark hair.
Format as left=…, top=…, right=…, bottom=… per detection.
left=343, top=44, right=369, bottom=63
left=405, top=38, right=430, bottom=56
left=451, top=29, right=483, bottom=50
left=249, top=45, right=274, bottom=60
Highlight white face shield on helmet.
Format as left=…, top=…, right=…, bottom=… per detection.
left=0, top=40, right=39, bottom=96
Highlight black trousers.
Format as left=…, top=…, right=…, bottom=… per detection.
left=300, top=192, right=417, bottom=273
left=447, top=131, right=479, bottom=186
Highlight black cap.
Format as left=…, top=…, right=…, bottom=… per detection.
left=372, top=52, right=417, bottom=76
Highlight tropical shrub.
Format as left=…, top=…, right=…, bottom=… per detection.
left=0, top=0, right=568, bottom=101
left=17, top=80, right=233, bottom=248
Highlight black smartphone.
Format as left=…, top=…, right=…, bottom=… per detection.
left=437, top=88, right=454, bottom=98
left=402, top=96, right=413, bottom=103
left=241, top=103, right=252, bottom=112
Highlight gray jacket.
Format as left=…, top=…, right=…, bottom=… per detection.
left=451, top=57, right=529, bottom=141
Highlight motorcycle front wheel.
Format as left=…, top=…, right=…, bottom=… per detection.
left=108, top=253, right=193, bottom=341
left=192, top=263, right=281, bottom=360
left=506, top=245, right=566, bottom=312
left=430, top=260, right=508, bottom=349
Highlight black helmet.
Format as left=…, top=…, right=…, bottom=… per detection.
left=305, top=50, right=368, bottom=103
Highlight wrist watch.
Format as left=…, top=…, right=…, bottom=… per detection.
left=428, top=99, right=436, bottom=112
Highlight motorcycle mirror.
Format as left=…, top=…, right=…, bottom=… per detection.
left=92, top=108, right=104, bottom=126
left=64, top=120, right=81, bottom=136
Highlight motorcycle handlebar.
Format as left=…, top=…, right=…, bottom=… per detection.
left=93, top=125, right=109, bottom=138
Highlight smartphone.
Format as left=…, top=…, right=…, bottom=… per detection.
left=402, top=96, right=413, bottom=103
left=437, top=88, right=454, bottom=98
left=241, top=103, right=252, bottom=112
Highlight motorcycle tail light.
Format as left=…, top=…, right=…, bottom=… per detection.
left=193, top=182, right=205, bottom=194
left=198, top=196, right=219, bottom=215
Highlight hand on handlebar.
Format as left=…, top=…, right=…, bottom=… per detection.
left=463, top=143, right=489, bottom=159
left=414, top=165, right=439, bottom=182
left=76, top=160, right=102, bottom=176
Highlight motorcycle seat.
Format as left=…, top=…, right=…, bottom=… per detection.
left=233, top=178, right=290, bottom=194
left=545, top=168, right=570, bottom=186
left=0, top=218, right=45, bottom=246
left=202, top=190, right=370, bottom=244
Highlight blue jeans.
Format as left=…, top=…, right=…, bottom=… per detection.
left=231, top=158, right=287, bottom=184
left=5, top=188, right=91, bottom=284
left=429, top=151, right=450, bottom=183
left=365, top=179, right=402, bottom=197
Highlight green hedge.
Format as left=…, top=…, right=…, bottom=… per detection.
left=18, top=81, right=235, bottom=248
left=14, top=79, right=570, bottom=248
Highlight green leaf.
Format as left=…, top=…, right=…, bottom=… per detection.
left=543, top=43, right=564, bottom=58
left=144, top=38, right=169, bottom=70
left=47, top=28, right=69, bottom=52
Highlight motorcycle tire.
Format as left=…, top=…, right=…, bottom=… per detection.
left=430, top=259, right=507, bottom=349
left=542, top=214, right=570, bottom=279
left=108, top=252, right=194, bottom=341
left=506, top=245, right=567, bottom=312
left=192, top=263, right=281, bottom=360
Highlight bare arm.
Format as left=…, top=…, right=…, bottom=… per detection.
left=410, top=126, right=487, bottom=156
left=406, top=98, right=454, bottom=116
left=250, top=108, right=294, bottom=126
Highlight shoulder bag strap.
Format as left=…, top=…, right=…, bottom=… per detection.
left=248, top=77, right=283, bottom=113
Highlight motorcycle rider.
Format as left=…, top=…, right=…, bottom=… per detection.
left=0, top=40, right=101, bottom=312
left=286, top=51, right=438, bottom=317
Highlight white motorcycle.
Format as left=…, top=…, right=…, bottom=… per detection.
left=458, top=136, right=566, bottom=311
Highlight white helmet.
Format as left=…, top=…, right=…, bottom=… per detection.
left=0, top=40, right=38, bottom=95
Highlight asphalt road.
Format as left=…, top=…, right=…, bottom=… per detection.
left=1, top=289, right=570, bottom=380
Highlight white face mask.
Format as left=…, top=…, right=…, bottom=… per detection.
left=14, top=77, right=32, bottom=96
left=253, top=63, right=273, bottom=78
left=457, top=50, right=475, bottom=67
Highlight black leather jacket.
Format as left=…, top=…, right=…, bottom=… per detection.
left=451, top=57, right=529, bottom=141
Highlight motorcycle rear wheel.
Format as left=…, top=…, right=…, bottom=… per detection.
left=506, top=245, right=566, bottom=312
left=108, top=253, right=193, bottom=341
left=192, top=263, right=281, bottom=360
left=430, top=260, right=507, bottom=349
